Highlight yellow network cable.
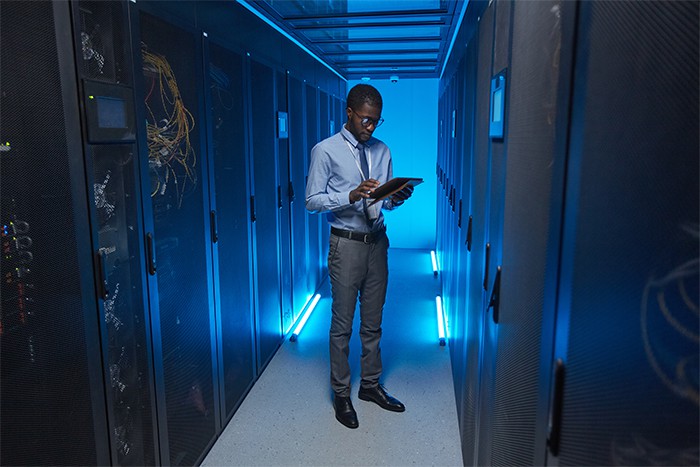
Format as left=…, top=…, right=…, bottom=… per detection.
left=141, top=43, right=197, bottom=208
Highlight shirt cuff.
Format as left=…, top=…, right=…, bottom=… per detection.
left=333, top=191, right=354, bottom=210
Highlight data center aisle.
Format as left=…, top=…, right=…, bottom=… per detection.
left=202, top=248, right=462, bottom=466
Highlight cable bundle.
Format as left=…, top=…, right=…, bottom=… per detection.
left=142, top=43, right=197, bottom=208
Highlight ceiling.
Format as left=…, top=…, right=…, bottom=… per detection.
left=242, top=0, right=465, bottom=80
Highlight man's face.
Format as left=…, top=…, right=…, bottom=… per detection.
left=346, top=102, right=382, bottom=143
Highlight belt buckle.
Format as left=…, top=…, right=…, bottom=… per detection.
left=362, top=233, right=371, bottom=244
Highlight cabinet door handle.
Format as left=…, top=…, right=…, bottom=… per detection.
left=210, top=210, right=218, bottom=243
left=487, top=266, right=501, bottom=324
left=547, top=359, right=566, bottom=456
left=250, top=196, right=256, bottom=222
left=458, top=199, right=463, bottom=228
left=278, top=185, right=283, bottom=209
left=288, top=181, right=295, bottom=202
left=466, top=215, right=473, bottom=251
left=146, top=232, right=157, bottom=275
left=483, top=242, right=491, bottom=290
left=96, top=248, right=109, bottom=299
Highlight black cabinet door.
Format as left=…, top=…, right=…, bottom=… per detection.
left=136, top=11, right=218, bottom=466
left=249, top=59, right=283, bottom=371
left=289, top=76, right=313, bottom=319
left=553, top=1, right=699, bottom=464
left=276, top=70, right=294, bottom=334
left=305, top=84, right=321, bottom=293
left=0, top=2, right=109, bottom=465
left=75, top=1, right=159, bottom=464
left=206, top=41, right=256, bottom=421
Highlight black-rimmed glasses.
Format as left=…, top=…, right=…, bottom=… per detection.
left=351, top=108, right=384, bottom=128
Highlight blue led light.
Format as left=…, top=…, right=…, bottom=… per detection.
left=436, top=295, right=446, bottom=346
left=290, top=294, right=321, bottom=342
left=285, top=293, right=314, bottom=334
left=430, top=250, right=438, bottom=276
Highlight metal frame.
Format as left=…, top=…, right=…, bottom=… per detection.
left=244, top=0, right=464, bottom=79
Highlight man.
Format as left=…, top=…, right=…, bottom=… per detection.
left=305, top=83, right=414, bottom=429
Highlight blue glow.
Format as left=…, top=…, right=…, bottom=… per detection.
left=430, top=250, right=438, bottom=275
left=440, top=0, right=470, bottom=79
left=290, top=294, right=321, bottom=341
left=236, top=1, right=346, bottom=82
left=347, top=78, right=438, bottom=249
left=436, top=295, right=446, bottom=345
left=285, top=293, right=314, bottom=334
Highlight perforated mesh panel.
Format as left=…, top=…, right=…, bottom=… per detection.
left=289, top=76, right=310, bottom=320
left=76, top=0, right=130, bottom=84
left=305, top=84, right=321, bottom=291
left=0, top=2, right=100, bottom=464
left=491, top=1, right=566, bottom=464
left=250, top=59, right=283, bottom=371
left=460, top=3, right=494, bottom=464
left=208, top=42, right=256, bottom=420
left=139, top=12, right=216, bottom=465
left=560, top=1, right=699, bottom=465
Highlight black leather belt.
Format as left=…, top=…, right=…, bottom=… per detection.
left=331, top=227, right=385, bottom=244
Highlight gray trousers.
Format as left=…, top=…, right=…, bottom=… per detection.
left=328, top=232, right=389, bottom=397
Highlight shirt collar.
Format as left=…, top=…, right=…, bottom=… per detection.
left=341, top=124, right=372, bottom=149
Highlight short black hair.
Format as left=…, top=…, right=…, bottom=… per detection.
left=346, top=84, right=383, bottom=111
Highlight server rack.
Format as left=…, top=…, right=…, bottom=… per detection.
left=551, top=1, right=699, bottom=464
left=73, top=1, right=160, bottom=464
left=249, top=58, right=284, bottom=372
left=305, top=84, right=322, bottom=291
left=132, top=9, right=220, bottom=465
left=1, top=1, right=111, bottom=465
left=288, top=75, right=311, bottom=320
left=276, top=69, right=294, bottom=335
left=440, top=0, right=698, bottom=465
left=203, top=39, right=257, bottom=424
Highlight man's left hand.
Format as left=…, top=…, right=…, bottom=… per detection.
left=390, top=185, right=414, bottom=206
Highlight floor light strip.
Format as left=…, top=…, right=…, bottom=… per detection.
left=436, top=295, right=446, bottom=346
left=285, top=293, right=314, bottom=334
left=430, top=250, right=438, bottom=276
left=290, top=293, right=321, bottom=342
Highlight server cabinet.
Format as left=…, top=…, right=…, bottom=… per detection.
left=551, top=1, right=699, bottom=464
left=483, top=1, right=577, bottom=465
left=454, top=37, right=478, bottom=446
left=461, top=3, right=496, bottom=465
left=455, top=2, right=576, bottom=464
left=305, top=84, right=321, bottom=290
left=74, top=1, right=159, bottom=464
left=318, top=90, right=331, bottom=277
left=134, top=10, right=219, bottom=465
left=0, top=1, right=110, bottom=464
left=276, top=70, right=294, bottom=334
left=288, top=76, right=313, bottom=318
left=204, top=40, right=256, bottom=423
left=475, top=1, right=512, bottom=465
left=448, top=60, right=466, bottom=365
left=249, top=58, right=283, bottom=371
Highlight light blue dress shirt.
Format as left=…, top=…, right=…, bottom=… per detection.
left=306, top=125, right=398, bottom=233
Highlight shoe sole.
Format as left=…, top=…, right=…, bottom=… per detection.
left=358, top=393, right=406, bottom=412
left=335, top=413, right=359, bottom=429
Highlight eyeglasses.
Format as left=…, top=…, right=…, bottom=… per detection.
left=350, top=108, right=384, bottom=128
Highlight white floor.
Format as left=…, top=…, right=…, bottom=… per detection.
left=202, top=248, right=463, bottom=467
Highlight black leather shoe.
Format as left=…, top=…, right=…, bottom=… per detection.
left=358, top=385, right=406, bottom=412
left=333, top=395, right=359, bottom=429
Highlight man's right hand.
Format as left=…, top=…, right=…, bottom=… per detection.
left=349, top=179, right=380, bottom=203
